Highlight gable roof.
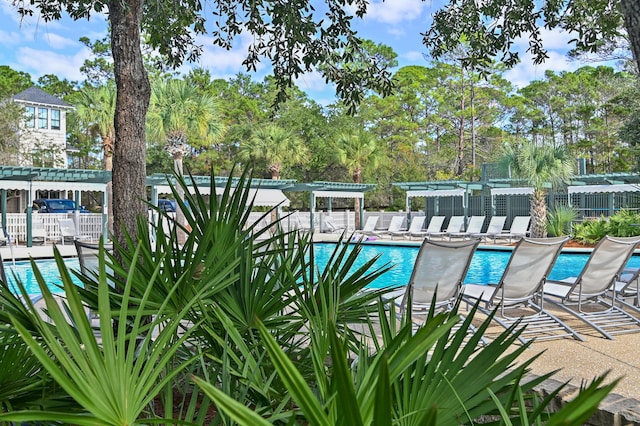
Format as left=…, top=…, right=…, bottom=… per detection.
left=12, top=86, right=72, bottom=108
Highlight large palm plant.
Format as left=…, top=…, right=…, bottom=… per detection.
left=502, top=142, right=575, bottom=238
left=335, top=130, right=386, bottom=228
left=69, top=82, right=116, bottom=233
left=238, top=124, right=309, bottom=179
left=147, top=78, right=224, bottom=238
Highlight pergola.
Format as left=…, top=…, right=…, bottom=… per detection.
left=284, top=181, right=376, bottom=232
left=146, top=174, right=295, bottom=208
left=0, top=166, right=111, bottom=245
left=394, top=180, right=483, bottom=220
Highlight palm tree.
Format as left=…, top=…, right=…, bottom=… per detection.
left=238, top=124, right=308, bottom=180
left=335, top=130, right=385, bottom=229
left=147, top=79, right=224, bottom=238
left=502, top=142, right=575, bottom=238
left=70, top=82, right=116, bottom=234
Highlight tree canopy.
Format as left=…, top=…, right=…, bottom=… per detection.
left=425, top=0, right=640, bottom=74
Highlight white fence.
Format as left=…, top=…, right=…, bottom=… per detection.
left=3, top=213, right=104, bottom=244
left=285, top=210, right=420, bottom=233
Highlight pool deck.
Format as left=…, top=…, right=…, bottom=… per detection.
left=5, top=233, right=640, bottom=414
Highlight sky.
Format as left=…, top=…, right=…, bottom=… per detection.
left=0, top=0, right=601, bottom=105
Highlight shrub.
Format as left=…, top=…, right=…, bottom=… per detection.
left=573, top=210, right=640, bottom=243
left=0, top=167, right=617, bottom=425
left=547, top=204, right=578, bottom=237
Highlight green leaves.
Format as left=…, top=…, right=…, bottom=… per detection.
left=0, top=242, right=202, bottom=425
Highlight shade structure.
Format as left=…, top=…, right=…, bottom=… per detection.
left=0, top=181, right=30, bottom=191
left=568, top=184, right=640, bottom=195
left=154, top=185, right=290, bottom=207
left=313, top=190, right=365, bottom=199
left=246, top=188, right=290, bottom=207
left=490, top=187, right=534, bottom=196
left=0, top=180, right=107, bottom=192
left=406, top=189, right=466, bottom=198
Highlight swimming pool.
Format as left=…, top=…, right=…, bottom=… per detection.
left=311, top=243, right=640, bottom=289
left=2, top=258, right=82, bottom=295
left=4, top=243, right=640, bottom=294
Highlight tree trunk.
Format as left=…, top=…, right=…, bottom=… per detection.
left=456, top=76, right=465, bottom=176
left=108, top=0, right=150, bottom=256
left=353, top=169, right=362, bottom=229
left=470, top=81, right=476, bottom=170
left=530, top=189, right=547, bottom=238
left=621, top=0, right=640, bottom=73
left=105, top=152, right=113, bottom=237
left=174, top=155, right=187, bottom=245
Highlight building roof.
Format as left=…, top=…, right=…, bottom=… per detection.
left=12, top=86, right=72, bottom=108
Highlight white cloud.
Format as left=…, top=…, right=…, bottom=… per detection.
left=512, top=27, right=576, bottom=52
left=497, top=27, right=585, bottom=88
left=14, top=45, right=93, bottom=81
left=360, top=0, right=426, bottom=25
left=40, top=32, right=79, bottom=50
left=294, top=70, right=330, bottom=93
left=387, top=27, right=406, bottom=37
left=402, top=50, right=426, bottom=63
left=504, top=50, right=581, bottom=88
left=195, top=32, right=267, bottom=77
left=0, top=29, right=23, bottom=45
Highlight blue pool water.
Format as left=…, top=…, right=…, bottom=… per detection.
left=311, top=243, right=640, bottom=289
left=3, top=243, right=640, bottom=294
left=3, top=258, right=82, bottom=295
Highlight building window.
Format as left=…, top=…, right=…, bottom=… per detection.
left=25, top=106, right=35, bottom=128
left=38, top=108, right=48, bottom=129
left=51, top=109, right=61, bottom=130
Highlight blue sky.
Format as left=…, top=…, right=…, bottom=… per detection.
left=0, top=0, right=596, bottom=104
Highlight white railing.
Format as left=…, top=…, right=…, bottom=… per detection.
left=3, top=213, right=104, bottom=244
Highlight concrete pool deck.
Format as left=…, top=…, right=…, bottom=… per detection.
left=4, top=233, right=640, bottom=416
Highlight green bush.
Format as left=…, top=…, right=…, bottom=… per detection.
left=573, top=210, right=640, bottom=243
left=0, top=168, right=616, bottom=425
left=547, top=204, right=578, bottom=237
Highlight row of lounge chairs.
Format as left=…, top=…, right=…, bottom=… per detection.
left=359, top=215, right=531, bottom=242
left=0, top=219, right=91, bottom=246
left=391, top=235, right=640, bottom=342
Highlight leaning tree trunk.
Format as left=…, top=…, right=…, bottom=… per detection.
left=109, top=0, right=151, bottom=261
left=621, top=0, right=640, bottom=74
left=529, top=189, right=548, bottom=238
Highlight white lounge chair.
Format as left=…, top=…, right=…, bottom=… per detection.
left=448, top=216, right=486, bottom=240
left=58, top=218, right=92, bottom=245
left=74, top=240, right=114, bottom=319
left=614, top=266, right=640, bottom=306
left=323, top=216, right=346, bottom=233
left=290, top=211, right=311, bottom=232
left=371, top=215, right=405, bottom=238
left=388, top=238, right=481, bottom=318
left=543, top=235, right=640, bottom=339
left=359, top=216, right=380, bottom=235
left=429, top=216, right=465, bottom=240
left=463, top=236, right=581, bottom=342
left=390, top=216, right=425, bottom=240
left=470, top=216, right=507, bottom=243
left=496, top=216, right=530, bottom=243
left=410, top=216, right=445, bottom=240
left=32, top=221, right=48, bottom=245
